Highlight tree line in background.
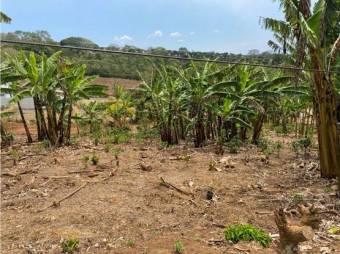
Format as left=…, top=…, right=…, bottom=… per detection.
left=0, top=31, right=285, bottom=80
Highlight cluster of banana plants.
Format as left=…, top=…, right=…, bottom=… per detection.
left=0, top=51, right=107, bottom=146
left=139, top=61, right=305, bottom=147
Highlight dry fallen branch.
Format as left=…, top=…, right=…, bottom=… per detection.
left=1, top=169, right=37, bottom=177
left=160, top=177, right=193, bottom=196
left=37, top=182, right=88, bottom=212
left=67, top=168, right=105, bottom=174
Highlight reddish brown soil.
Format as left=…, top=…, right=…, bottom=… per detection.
left=93, top=77, right=140, bottom=95
left=1, top=131, right=339, bottom=253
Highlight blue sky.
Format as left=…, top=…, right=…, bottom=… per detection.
left=1, top=0, right=284, bottom=54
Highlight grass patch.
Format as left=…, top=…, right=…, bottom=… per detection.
left=174, top=240, right=184, bottom=254
left=224, top=223, right=272, bottom=248
left=60, top=239, right=79, bottom=253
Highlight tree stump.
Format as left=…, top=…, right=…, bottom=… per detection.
left=274, top=208, right=314, bottom=254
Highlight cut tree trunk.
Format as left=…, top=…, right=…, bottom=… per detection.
left=274, top=208, right=314, bottom=254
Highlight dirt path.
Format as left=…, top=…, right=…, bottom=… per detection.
left=1, top=136, right=339, bottom=253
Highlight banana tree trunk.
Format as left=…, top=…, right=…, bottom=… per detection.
left=33, top=96, right=43, bottom=140
left=65, top=104, right=73, bottom=144
left=310, top=48, right=340, bottom=179
left=37, top=99, right=49, bottom=141
left=0, top=120, right=11, bottom=147
left=17, top=101, right=33, bottom=143
left=56, top=99, right=66, bottom=145
left=252, top=111, right=265, bottom=144
left=46, top=104, right=58, bottom=145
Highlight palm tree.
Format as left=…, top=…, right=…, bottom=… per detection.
left=0, top=12, right=11, bottom=23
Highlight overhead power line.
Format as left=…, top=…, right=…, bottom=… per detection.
left=1, top=39, right=339, bottom=74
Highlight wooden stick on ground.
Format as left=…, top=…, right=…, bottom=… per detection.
left=37, top=182, right=88, bottom=212
left=1, top=169, right=37, bottom=177
left=67, top=169, right=105, bottom=174
left=160, top=177, right=193, bottom=196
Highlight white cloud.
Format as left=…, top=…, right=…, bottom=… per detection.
left=169, top=32, right=182, bottom=38
left=189, top=31, right=195, bottom=36
left=177, top=39, right=184, bottom=43
left=153, top=30, right=163, bottom=37
left=149, top=30, right=163, bottom=38
left=114, top=35, right=133, bottom=43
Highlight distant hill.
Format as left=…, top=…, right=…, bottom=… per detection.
left=1, top=30, right=286, bottom=80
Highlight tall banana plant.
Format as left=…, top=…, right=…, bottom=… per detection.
left=4, top=51, right=107, bottom=145
left=0, top=64, right=33, bottom=143
left=263, top=0, right=340, bottom=179
left=59, top=62, right=107, bottom=144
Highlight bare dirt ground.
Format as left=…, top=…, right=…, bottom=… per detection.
left=1, top=129, right=339, bottom=253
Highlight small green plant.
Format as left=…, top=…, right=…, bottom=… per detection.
left=112, top=128, right=132, bottom=144
left=174, top=240, right=184, bottom=254
left=91, top=129, right=102, bottom=146
left=61, top=239, right=79, bottom=253
left=34, top=139, right=51, bottom=152
left=273, top=141, right=283, bottom=158
left=257, top=138, right=270, bottom=152
left=227, top=137, right=242, bottom=154
left=292, top=192, right=303, bottom=202
left=291, top=138, right=311, bottom=159
left=328, top=226, right=340, bottom=235
left=126, top=239, right=135, bottom=247
left=9, top=148, right=20, bottom=166
left=104, top=143, right=112, bottom=153
left=324, top=186, right=332, bottom=193
left=90, top=153, right=99, bottom=165
left=224, top=223, right=272, bottom=248
left=81, top=155, right=90, bottom=167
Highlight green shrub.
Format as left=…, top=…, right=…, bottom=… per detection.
left=61, top=239, right=79, bottom=253
left=81, top=155, right=90, bottom=167
left=174, top=240, right=184, bottom=254
left=110, top=127, right=132, bottom=144
left=9, top=148, right=20, bottom=165
left=227, top=137, right=242, bottom=154
left=257, top=138, right=270, bottom=152
left=224, top=224, right=272, bottom=248
left=291, top=137, right=311, bottom=158
left=90, top=153, right=99, bottom=165
left=273, top=141, right=283, bottom=157
left=135, top=125, right=159, bottom=142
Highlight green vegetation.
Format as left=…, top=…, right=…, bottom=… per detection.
left=60, top=239, right=79, bottom=253
left=227, top=137, right=242, bottom=154
left=1, top=51, right=107, bottom=146
left=224, top=224, right=272, bottom=248
left=126, top=239, right=135, bottom=247
left=90, top=153, right=99, bottom=165
left=0, top=31, right=285, bottom=80
left=291, top=138, right=311, bottom=159
left=273, top=141, right=283, bottom=158
left=328, top=226, right=340, bottom=235
left=174, top=240, right=184, bottom=254
left=262, top=0, right=340, bottom=179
